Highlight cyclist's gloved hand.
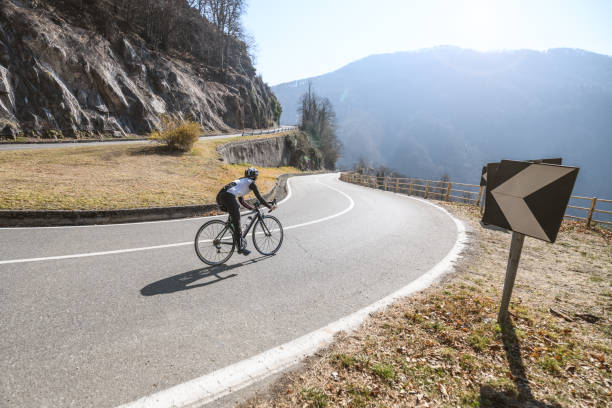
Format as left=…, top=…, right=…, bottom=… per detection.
left=268, top=205, right=277, bottom=213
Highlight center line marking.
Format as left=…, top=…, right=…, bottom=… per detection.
left=0, top=177, right=353, bottom=265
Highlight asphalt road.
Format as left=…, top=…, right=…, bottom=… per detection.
left=0, top=126, right=296, bottom=151
left=0, top=173, right=459, bottom=407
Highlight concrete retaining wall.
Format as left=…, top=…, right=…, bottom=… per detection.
left=217, top=135, right=292, bottom=167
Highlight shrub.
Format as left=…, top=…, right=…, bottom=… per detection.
left=467, top=332, right=491, bottom=351
left=300, top=387, right=328, bottom=407
left=371, top=363, right=395, bottom=380
left=333, top=353, right=357, bottom=369
left=149, top=117, right=201, bottom=152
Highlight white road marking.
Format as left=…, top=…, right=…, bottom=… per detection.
left=277, top=174, right=293, bottom=204
left=0, top=176, right=348, bottom=265
left=0, top=242, right=193, bottom=265
left=284, top=178, right=353, bottom=231
left=115, top=196, right=467, bottom=408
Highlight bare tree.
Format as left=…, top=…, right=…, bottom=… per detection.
left=298, top=83, right=342, bottom=169
left=195, top=0, right=246, bottom=74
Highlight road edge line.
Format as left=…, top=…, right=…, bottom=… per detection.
left=0, top=175, right=353, bottom=265
left=115, top=195, right=468, bottom=408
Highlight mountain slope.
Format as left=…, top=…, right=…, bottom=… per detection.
left=273, top=47, right=612, bottom=197
left=0, top=0, right=281, bottom=139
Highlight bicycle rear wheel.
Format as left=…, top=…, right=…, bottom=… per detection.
left=252, top=215, right=283, bottom=255
left=195, top=220, right=235, bottom=265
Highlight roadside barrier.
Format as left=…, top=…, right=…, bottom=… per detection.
left=339, top=172, right=611, bottom=228
left=240, top=126, right=298, bottom=137
left=565, top=196, right=612, bottom=228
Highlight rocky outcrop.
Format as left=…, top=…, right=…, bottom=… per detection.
left=218, top=133, right=323, bottom=171
left=0, top=1, right=280, bottom=139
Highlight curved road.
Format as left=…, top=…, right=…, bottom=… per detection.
left=0, top=174, right=460, bottom=407
left=0, top=126, right=296, bottom=151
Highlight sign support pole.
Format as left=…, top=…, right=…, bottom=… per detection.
left=498, top=232, right=525, bottom=323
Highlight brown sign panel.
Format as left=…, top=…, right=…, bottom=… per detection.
left=480, top=162, right=500, bottom=187
left=528, top=158, right=563, bottom=165
left=482, top=160, right=579, bottom=243
left=480, top=166, right=487, bottom=186
left=482, top=159, right=562, bottom=187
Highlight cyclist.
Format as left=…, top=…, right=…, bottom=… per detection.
left=216, top=167, right=277, bottom=256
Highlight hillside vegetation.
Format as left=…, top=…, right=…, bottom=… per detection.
left=272, top=47, right=612, bottom=199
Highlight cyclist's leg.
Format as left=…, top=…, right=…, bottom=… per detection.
left=218, top=192, right=241, bottom=246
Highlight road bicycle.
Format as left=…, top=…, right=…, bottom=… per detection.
left=194, top=199, right=284, bottom=265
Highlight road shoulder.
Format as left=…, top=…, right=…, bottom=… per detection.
left=240, top=202, right=611, bottom=408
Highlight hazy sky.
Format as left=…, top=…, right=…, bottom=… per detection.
left=243, top=0, right=612, bottom=85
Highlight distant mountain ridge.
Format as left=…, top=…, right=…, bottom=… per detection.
left=272, top=46, right=612, bottom=198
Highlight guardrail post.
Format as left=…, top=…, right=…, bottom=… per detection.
left=446, top=182, right=451, bottom=201
left=587, top=197, right=597, bottom=228
left=409, top=179, right=413, bottom=195
left=384, top=176, right=388, bottom=191
left=395, top=178, right=399, bottom=193
left=425, top=180, right=430, bottom=199
left=371, top=176, right=375, bottom=189
left=477, top=186, right=483, bottom=206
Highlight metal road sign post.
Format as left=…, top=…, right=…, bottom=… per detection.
left=482, top=159, right=579, bottom=323
left=498, top=231, right=525, bottom=322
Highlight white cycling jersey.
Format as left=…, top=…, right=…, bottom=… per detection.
left=226, top=177, right=253, bottom=197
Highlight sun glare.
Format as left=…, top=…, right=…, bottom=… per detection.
left=455, top=0, right=505, bottom=51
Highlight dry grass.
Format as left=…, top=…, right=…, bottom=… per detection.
left=243, top=202, right=611, bottom=408
left=0, top=133, right=298, bottom=210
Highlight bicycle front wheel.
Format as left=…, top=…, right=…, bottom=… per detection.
left=195, top=220, right=235, bottom=265
left=252, top=215, right=284, bottom=255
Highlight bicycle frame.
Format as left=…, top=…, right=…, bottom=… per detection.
left=213, top=204, right=272, bottom=246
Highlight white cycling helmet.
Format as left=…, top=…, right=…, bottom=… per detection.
left=245, top=167, right=259, bottom=180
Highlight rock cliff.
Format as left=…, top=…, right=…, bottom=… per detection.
left=0, top=0, right=281, bottom=139
left=218, top=133, right=323, bottom=171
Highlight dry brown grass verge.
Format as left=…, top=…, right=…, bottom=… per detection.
left=242, top=202, right=611, bottom=408
left=0, top=133, right=298, bottom=210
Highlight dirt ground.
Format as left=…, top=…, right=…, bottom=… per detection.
left=0, top=133, right=298, bottom=210
left=242, top=201, right=611, bottom=407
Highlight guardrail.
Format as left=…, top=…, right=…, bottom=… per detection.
left=339, top=172, right=611, bottom=228
left=240, top=126, right=298, bottom=137
left=565, top=196, right=612, bottom=227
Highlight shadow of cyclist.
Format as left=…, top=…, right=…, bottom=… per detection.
left=140, top=255, right=273, bottom=296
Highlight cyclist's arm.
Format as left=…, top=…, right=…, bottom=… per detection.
left=238, top=196, right=254, bottom=210
left=249, top=182, right=272, bottom=209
